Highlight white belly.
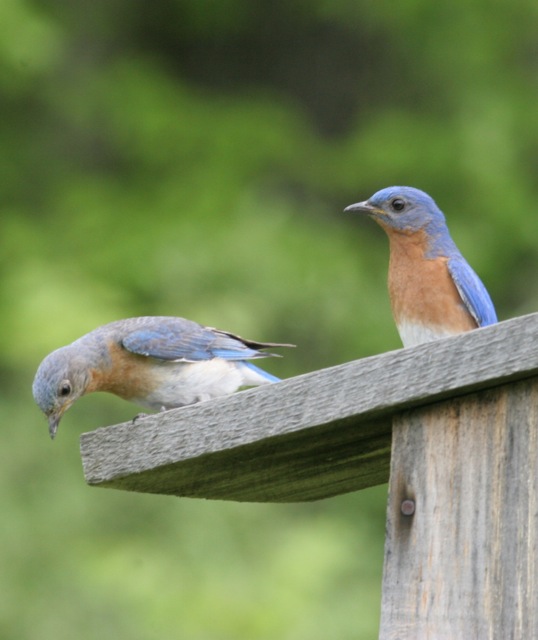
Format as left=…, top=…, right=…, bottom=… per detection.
left=131, top=359, right=273, bottom=410
left=397, top=320, right=463, bottom=348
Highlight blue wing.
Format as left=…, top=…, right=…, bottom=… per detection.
left=120, top=317, right=286, bottom=362
left=447, top=257, right=497, bottom=327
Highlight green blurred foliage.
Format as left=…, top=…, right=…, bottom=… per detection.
left=2, top=0, right=537, bottom=637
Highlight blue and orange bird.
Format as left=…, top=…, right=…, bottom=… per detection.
left=344, top=186, right=497, bottom=348
left=33, top=316, right=293, bottom=438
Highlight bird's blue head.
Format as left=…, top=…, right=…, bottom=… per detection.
left=344, top=186, right=449, bottom=235
left=32, top=345, right=90, bottom=439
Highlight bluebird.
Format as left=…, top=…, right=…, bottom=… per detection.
left=344, top=186, right=497, bottom=348
left=33, top=316, right=294, bottom=439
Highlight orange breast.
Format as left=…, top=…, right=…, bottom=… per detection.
left=385, top=228, right=477, bottom=332
left=86, top=341, right=159, bottom=400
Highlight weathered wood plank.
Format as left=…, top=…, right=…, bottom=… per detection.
left=80, top=313, right=538, bottom=502
left=379, top=377, right=538, bottom=639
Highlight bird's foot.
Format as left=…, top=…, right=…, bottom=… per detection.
left=132, top=412, right=150, bottom=424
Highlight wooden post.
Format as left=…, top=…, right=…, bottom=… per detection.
left=79, top=313, right=538, bottom=637
left=380, top=379, right=538, bottom=639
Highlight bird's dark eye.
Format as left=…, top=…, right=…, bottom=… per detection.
left=59, top=381, right=72, bottom=396
left=390, top=198, right=406, bottom=212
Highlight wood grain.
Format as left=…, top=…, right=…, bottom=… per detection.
left=379, top=378, right=538, bottom=639
left=80, top=313, right=538, bottom=502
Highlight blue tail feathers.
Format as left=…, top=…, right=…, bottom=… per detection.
left=242, top=361, right=281, bottom=383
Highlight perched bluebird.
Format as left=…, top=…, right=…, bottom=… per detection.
left=33, top=316, right=293, bottom=438
left=344, top=186, right=497, bottom=348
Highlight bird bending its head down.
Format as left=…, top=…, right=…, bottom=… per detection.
left=33, top=316, right=294, bottom=438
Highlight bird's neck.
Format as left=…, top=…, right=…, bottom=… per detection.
left=70, top=333, right=115, bottom=395
left=382, top=226, right=431, bottom=261
left=380, top=220, right=457, bottom=260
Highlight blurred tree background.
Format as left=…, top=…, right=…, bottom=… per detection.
left=2, top=0, right=537, bottom=638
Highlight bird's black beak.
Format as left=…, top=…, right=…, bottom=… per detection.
left=48, top=414, right=61, bottom=440
left=344, top=200, right=379, bottom=215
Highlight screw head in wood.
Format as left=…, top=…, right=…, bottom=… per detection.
left=400, top=499, right=415, bottom=516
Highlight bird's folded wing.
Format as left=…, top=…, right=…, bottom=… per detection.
left=121, top=320, right=267, bottom=362
left=448, top=257, right=498, bottom=327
